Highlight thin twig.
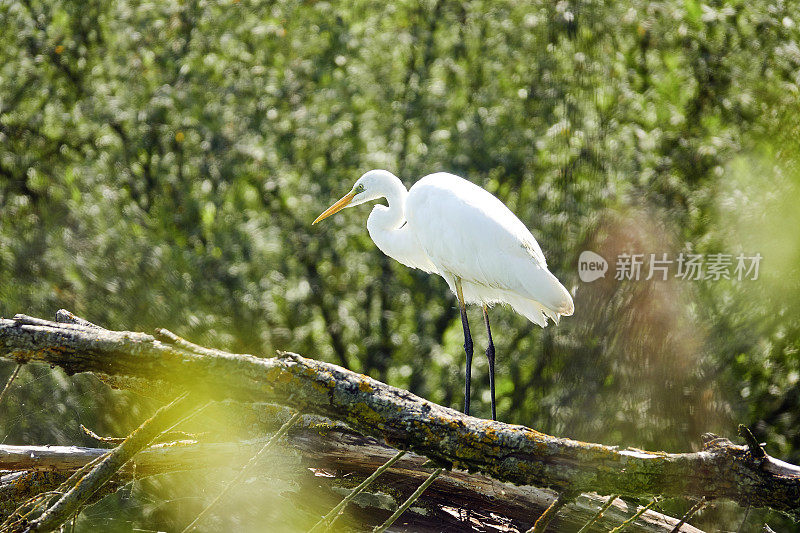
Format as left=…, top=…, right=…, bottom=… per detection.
left=309, top=450, right=407, bottom=533
left=0, top=364, right=21, bottom=405
left=80, top=424, right=203, bottom=445
left=736, top=506, right=751, bottom=533
left=577, top=494, right=619, bottom=533
left=526, top=490, right=575, bottom=533
left=51, top=453, right=109, bottom=496
left=80, top=425, right=125, bottom=444
left=608, top=498, right=660, bottom=533
left=372, top=467, right=443, bottom=533
left=180, top=412, right=302, bottom=533
left=154, top=328, right=229, bottom=358
left=54, top=310, right=103, bottom=329
left=669, top=497, right=706, bottom=533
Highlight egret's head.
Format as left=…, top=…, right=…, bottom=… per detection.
left=312, top=170, right=394, bottom=224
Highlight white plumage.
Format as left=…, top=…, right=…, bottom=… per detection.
left=405, top=172, right=573, bottom=327
left=314, top=169, right=573, bottom=327
left=313, top=169, right=574, bottom=419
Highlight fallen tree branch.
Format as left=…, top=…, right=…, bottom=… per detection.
left=11, top=393, right=195, bottom=533
left=0, top=434, right=703, bottom=532
left=1, top=314, right=798, bottom=519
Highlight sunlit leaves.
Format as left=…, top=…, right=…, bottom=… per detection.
left=1, top=1, right=800, bottom=528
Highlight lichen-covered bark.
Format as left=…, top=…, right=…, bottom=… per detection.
left=21, top=394, right=195, bottom=532
left=0, top=434, right=703, bottom=532
left=1, top=315, right=799, bottom=518
left=0, top=471, right=123, bottom=521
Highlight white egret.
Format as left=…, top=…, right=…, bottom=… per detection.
left=313, top=170, right=574, bottom=420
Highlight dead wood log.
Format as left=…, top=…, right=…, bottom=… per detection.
left=0, top=314, right=798, bottom=520
left=0, top=431, right=702, bottom=532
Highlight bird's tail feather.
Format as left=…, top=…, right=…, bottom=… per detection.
left=460, top=281, right=571, bottom=328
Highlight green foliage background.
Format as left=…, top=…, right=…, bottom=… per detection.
left=1, top=0, right=800, bottom=530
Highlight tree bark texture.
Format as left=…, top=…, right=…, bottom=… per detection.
left=0, top=431, right=702, bottom=532
left=1, top=314, right=798, bottom=519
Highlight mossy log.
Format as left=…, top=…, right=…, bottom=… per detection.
left=0, top=431, right=701, bottom=532
left=1, top=314, right=798, bottom=519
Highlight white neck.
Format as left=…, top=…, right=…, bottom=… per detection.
left=365, top=174, right=434, bottom=273
left=367, top=173, right=406, bottom=225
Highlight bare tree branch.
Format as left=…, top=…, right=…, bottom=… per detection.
left=0, top=434, right=702, bottom=533
left=1, top=314, right=798, bottom=520
left=15, top=393, right=195, bottom=533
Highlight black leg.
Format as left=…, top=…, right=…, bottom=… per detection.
left=482, top=306, right=496, bottom=421
left=455, top=280, right=473, bottom=416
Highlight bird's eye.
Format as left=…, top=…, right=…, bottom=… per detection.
left=355, top=184, right=365, bottom=193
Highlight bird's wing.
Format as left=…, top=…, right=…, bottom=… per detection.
left=406, top=173, right=572, bottom=314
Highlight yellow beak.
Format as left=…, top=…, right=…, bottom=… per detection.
left=312, top=191, right=356, bottom=225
